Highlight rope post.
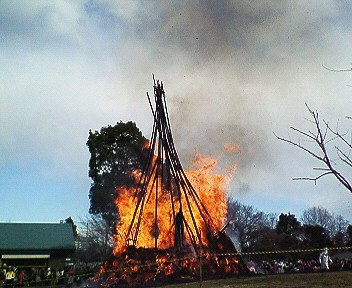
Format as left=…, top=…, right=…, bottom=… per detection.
left=199, top=233, right=203, bottom=288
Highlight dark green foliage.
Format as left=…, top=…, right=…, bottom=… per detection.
left=87, top=121, right=148, bottom=229
left=347, top=224, right=352, bottom=245
left=251, top=227, right=280, bottom=252
left=332, top=231, right=345, bottom=247
left=279, top=234, right=299, bottom=250
left=65, top=216, right=78, bottom=239
left=276, top=213, right=301, bottom=235
left=300, top=224, right=331, bottom=248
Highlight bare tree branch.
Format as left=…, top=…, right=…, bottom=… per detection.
left=276, top=104, right=352, bottom=194
left=326, top=122, right=352, bottom=150
left=336, top=146, right=352, bottom=168
left=274, top=132, right=324, bottom=161
left=290, top=126, right=316, bottom=141
left=322, top=64, right=352, bottom=72
left=313, top=167, right=331, bottom=171
left=293, top=171, right=333, bottom=183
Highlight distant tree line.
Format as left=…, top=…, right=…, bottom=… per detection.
left=227, top=201, right=351, bottom=254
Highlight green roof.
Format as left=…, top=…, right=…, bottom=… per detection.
left=0, top=223, right=75, bottom=251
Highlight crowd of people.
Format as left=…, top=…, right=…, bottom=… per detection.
left=0, top=261, right=103, bottom=287
left=0, top=249, right=350, bottom=286
left=256, top=257, right=352, bottom=274
left=0, top=265, right=78, bottom=287
left=247, top=248, right=352, bottom=274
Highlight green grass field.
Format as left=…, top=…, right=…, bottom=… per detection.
left=160, top=271, right=352, bottom=288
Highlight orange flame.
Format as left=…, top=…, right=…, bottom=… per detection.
left=113, top=149, right=236, bottom=254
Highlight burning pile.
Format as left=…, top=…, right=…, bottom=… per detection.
left=96, top=79, right=248, bottom=287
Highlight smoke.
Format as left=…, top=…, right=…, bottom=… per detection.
left=1, top=1, right=351, bottom=221
left=104, top=1, right=351, bottom=201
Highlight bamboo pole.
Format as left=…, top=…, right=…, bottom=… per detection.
left=199, top=231, right=203, bottom=288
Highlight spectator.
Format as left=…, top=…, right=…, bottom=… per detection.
left=67, top=265, right=76, bottom=285
left=319, top=248, right=332, bottom=271
left=5, top=267, right=15, bottom=285
left=17, top=269, right=25, bottom=287
left=246, top=259, right=256, bottom=273
left=0, top=269, right=4, bottom=288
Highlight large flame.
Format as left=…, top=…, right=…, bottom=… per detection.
left=113, top=149, right=236, bottom=254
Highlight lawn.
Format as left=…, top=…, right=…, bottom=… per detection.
left=160, top=271, right=352, bottom=288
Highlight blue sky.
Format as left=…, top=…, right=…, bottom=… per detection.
left=0, top=1, right=351, bottom=225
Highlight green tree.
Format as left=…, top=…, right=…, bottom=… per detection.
left=87, top=121, right=148, bottom=229
left=65, top=216, right=78, bottom=239
left=347, top=224, right=352, bottom=245
left=332, top=231, right=345, bottom=247
left=252, top=227, right=281, bottom=252
left=301, top=224, right=331, bottom=248
left=276, top=213, right=301, bottom=235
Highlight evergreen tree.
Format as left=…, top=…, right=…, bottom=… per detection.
left=87, top=121, right=148, bottom=230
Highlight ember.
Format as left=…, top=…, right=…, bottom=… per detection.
left=94, top=78, right=248, bottom=287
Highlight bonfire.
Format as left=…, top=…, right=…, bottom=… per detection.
left=94, top=79, right=248, bottom=287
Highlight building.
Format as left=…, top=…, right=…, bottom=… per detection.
left=0, top=222, right=75, bottom=269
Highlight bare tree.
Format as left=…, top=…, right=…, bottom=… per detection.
left=76, top=214, right=114, bottom=262
left=301, top=206, right=334, bottom=231
left=300, top=206, right=349, bottom=237
left=276, top=104, right=352, bottom=194
left=227, top=200, right=277, bottom=250
left=334, top=214, right=350, bottom=234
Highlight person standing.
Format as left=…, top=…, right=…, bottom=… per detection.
left=319, top=247, right=333, bottom=271
left=5, top=267, right=15, bottom=285
left=17, top=270, right=25, bottom=287
left=67, top=266, right=75, bottom=285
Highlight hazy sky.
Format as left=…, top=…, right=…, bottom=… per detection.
left=1, top=1, right=351, bottom=224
